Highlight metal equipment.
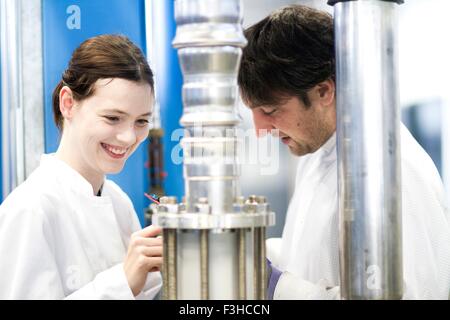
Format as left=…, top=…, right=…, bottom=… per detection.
left=329, top=0, right=404, bottom=299
left=152, top=0, right=275, bottom=300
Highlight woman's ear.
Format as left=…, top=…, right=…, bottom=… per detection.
left=315, top=79, right=335, bottom=107
left=59, top=86, right=76, bottom=120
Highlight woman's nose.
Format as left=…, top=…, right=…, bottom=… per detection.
left=116, top=126, right=137, bottom=145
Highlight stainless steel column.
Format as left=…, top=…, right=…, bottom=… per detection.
left=152, top=0, right=274, bottom=300
left=173, top=0, right=246, bottom=300
left=329, top=0, right=404, bottom=299
left=1, top=0, right=44, bottom=199
left=1, top=0, right=25, bottom=197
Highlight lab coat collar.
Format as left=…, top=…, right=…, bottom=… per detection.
left=40, top=153, right=108, bottom=201
left=321, top=131, right=336, bottom=156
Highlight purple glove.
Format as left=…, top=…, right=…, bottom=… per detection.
left=266, top=258, right=282, bottom=300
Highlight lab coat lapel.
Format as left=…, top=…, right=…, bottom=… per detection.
left=40, top=154, right=126, bottom=275
left=73, top=196, right=126, bottom=275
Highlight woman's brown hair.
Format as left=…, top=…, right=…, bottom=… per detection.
left=52, top=34, right=154, bottom=131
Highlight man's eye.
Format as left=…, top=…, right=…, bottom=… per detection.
left=261, top=108, right=276, bottom=116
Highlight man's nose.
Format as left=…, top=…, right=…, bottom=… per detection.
left=252, top=110, right=275, bottom=138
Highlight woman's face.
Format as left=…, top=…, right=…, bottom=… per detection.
left=69, top=78, right=153, bottom=176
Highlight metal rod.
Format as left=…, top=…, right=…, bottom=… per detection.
left=259, top=227, right=267, bottom=300
left=253, top=227, right=261, bottom=299
left=237, top=228, right=246, bottom=299
left=200, top=229, right=209, bottom=299
left=0, top=0, right=26, bottom=198
left=167, top=229, right=177, bottom=300
left=333, top=0, right=403, bottom=299
left=162, top=229, right=169, bottom=300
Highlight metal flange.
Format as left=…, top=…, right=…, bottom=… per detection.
left=152, top=211, right=275, bottom=229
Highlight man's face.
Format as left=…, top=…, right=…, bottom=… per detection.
left=69, top=78, right=153, bottom=176
left=249, top=91, right=336, bottom=156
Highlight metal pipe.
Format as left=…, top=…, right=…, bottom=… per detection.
left=259, top=227, right=267, bottom=300
left=237, top=228, right=246, bottom=299
left=173, top=0, right=245, bottom=300
left=252, top=226, right=267, bottom=300
left=153, top=0, right=275, bottom=300
left=330, top=0, right=403, bottom=299
left=167, top=229, right=178, bottom=299
left=0, top=0, right=25, bottom=198
left=200, top=229, right=209, bottom=299
left=253, top=227, right=261, bottom=299
left=162, top=229, right=170, bottom=300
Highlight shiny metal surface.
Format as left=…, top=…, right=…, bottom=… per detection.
left=200, top=229, right=209, bottom=299
left=334, top=0, right=403, bottom=299
left=162, top=229, right=170, bottom=300
left=153, top=0, right=273, bottom=300
left=258, top=227, right=267, bottom=300
left=252, top=227, right=262, bottom=299
left=238, top=228, right=246, bottom=299
left=0, top=0, right=25, bottom=198
left=173, top=0, right=246, bottom=48
left=152, top=211, right=275, bottom=229
left=167, top=229, right=178, bottom=299
left=178, top=47, right=242, bottom=126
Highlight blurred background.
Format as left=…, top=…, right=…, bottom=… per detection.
left=1, top=0, right=449, bottom=238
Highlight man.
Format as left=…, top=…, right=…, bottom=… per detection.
left=238, top=5, right=450, bottom=299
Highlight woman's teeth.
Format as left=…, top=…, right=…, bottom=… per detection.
left=102, top=143, right=127, bottom=155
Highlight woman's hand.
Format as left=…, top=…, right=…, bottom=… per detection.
left=123, top=225, right=163, bottom=296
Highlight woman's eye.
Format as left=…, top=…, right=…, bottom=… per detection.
left=104, top=116, right=120, bottom=122
left=136, top=119, right=150, bottom=126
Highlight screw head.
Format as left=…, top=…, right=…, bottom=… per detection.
left=160, top=196, right=177, bottom=204
left=235, top=196, right=245, bottom=205
left=255, top=196, right=267, bottom=204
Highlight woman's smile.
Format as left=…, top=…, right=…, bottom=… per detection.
left=101, top=142, right=129, bottom=159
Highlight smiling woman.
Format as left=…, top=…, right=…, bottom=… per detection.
left=56, top=77, right=153, bottom=192
left=0, top=35, right=163, bottom=299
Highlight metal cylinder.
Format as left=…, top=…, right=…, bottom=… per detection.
left=259, top=227, right=267, bottom=299
left=167, top=229, right=178, bottom=300
left=200, top=229, right=209, bottom=299
left=0, top=0, right=25, bottom=198
left=175, top=0, right=245, bottom=300
left=252, top=227, right=261, bottom=299
left=237, top=228, right=246, bottom=299
left=332, top=0, right=403, bottom=299
left=162, top=229, right=169, bottom=300
left=153, top=0, right=275, bottom=300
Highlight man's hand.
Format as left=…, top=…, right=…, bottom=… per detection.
left=123, top=225, right=163, bottom=296
left=266, top=258, right=283, bottom=300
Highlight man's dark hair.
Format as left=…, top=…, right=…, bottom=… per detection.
left=238, top=5, right=335, bottom=108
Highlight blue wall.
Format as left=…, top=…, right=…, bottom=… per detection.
left=42, top=0, right=150, bottom=224
left=152, top=0, right=184, bottom=201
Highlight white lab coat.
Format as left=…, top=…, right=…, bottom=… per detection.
left=0, top=154, right=162, bottom=299
left=268, top=124, right=450, bottom=299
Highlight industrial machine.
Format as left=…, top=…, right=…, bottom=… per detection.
left=151, top=0, right=275, bottom=300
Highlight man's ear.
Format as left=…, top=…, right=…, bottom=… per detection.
left=314, top=79, right=335, bottom=107
left=59, top=86, right=76, bottom=120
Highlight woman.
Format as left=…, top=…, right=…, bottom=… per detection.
left=0, top=35, right=163, bottom=299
